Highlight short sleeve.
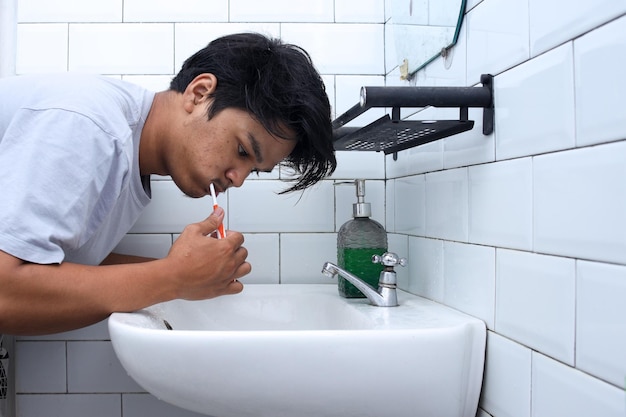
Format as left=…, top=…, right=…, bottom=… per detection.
left=0, top=107, right=130, bottom=264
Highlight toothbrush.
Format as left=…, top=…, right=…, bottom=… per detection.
left=209, top=183, right=226, bottom=239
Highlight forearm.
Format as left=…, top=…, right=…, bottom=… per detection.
left=0, top=253, right=175, bottom=336
left=0, top=210, right=249, bottom=336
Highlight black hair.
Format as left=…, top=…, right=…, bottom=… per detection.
left=170, top=32, right=336, bottom=193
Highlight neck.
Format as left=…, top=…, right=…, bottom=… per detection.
left=139, top=91, right=173, bottom=176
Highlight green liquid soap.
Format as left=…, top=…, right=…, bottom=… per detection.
left=338, top=247, right=386, bottom=298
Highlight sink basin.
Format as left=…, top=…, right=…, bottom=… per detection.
left=109, top=284, right=485, bottom=417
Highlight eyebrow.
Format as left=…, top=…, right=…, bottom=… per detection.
left=246, top=133, right=273, bottom=173
left=247, top=132, right=263, bottom=164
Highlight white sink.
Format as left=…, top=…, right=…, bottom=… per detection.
left=109, top=284, right=485, bottom=417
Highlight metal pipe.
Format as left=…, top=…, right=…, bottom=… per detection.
left=360, top=85, right=492, bottom=109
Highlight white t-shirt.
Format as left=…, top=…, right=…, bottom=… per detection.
left=0, top=74, right=155, bottom=265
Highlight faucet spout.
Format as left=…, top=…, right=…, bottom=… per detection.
left=321, top=256, right=403, bottom=307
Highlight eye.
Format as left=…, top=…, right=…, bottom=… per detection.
left=238, top=144, right=249, bottom=157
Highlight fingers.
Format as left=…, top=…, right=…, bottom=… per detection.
left=196, top=207, right=225, bottom=237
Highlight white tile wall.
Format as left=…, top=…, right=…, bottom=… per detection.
left=465, top=0, right=529, bottom=82
left=230, top=0, right=334, bottom=22
left=11, top=0, right=626, bottom=416
left=443, top=241, right=495, bottom=329
left=123, top=0, right=228, bottom=23
left=480, top=332, right=531, bottom=417
left=533, top=141, right=626, bottom=264
left=468, top=157, right=533, bottom=250
left=574, top=14, right=626, bottom=147
left=16, top=394, right=121, bottom=417
left=407, top=237, right=443, bottom=302
left=496, top=249, right=575, bottom=365
left=18, top=0, right=122, bottom=22
left=531, top=352, right=626, bottom=417
left=69, top=23, right=174, bottom=74
left=16, top=23, right=68, bottom=73
left=528, top=0, right=626, bottom=57
left=576, top=261, right=626, bottom=388
left=425, top=167, right=468, bottom=241
left=281, top=23, right=385, bottom=75
left=494, top=43, right=575, bottom=160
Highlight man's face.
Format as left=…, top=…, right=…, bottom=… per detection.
left=169, top=103, right=297, bottom=199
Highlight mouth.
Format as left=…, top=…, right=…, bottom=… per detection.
left=207, top=182, right=226, bottom=197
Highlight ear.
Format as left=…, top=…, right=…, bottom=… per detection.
left=182, top=73, right=218, bottom=113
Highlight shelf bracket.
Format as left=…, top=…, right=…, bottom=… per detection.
left=332, top=74, right=494, bottom=155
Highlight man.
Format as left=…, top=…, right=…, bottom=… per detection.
left=0, top=33, right=336, bottom=335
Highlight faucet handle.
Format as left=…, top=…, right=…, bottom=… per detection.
left=372, top=252, right=407, bottom=268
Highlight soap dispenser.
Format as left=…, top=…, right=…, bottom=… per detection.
left=337, top=180, right=388, bottom=298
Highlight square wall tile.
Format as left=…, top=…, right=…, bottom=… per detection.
left=574, top=15, right=626, bottom=147
left=67, top=341, right=143, bottom=393
left=425, top=167, right=468, bottom=241
left=466, top=0, right=529, bottom=82
left=407, top=237, right=443, bottom=302
left=230, top=0, right=334, bottom=22
left=16, top=394, right=121, bottom=417
left=468, top=157, right=532, bottom=250
left=131, top=180, right=215, bottom=234
left=15, top=341, right=66, bottom=393
left=388, top=233, right=409, bottom=289
left=229, top=180, right=335, bottom=233
left=576, top=260, right=626, bottom=388
left=443, top=241, right=495, bottom=328
left=69, top=23, right=174, bottom=74
left=529, top=0, right=626, bottom=57
left=123, top=0, right=228, bottom=22
left=18, top=0, right=122, bottom=22
left=495, top=43, right=575, bottom=160
left=240, top=233, right=279, bottom=284
left=281, top=23, right=385, bottom=75
left=393, top=175, right=425, bottom=235
left=496, top=249, right=575, bottom=364
left=123, top=393, right=206, bottom=417
left=335, top=0, right=385, bottom=23
left=122, top=75, right=173, bottom=91
left=479, top=332, right=531, bottom=417
left=331, top=151, right=386, bottom=180
left=532, top=352, right=626, bottom=417
left=16, top=23, right=68, bottom=73
left=280, top=233, right=337, bottom=283
left=533, top=141, right=626, bottom=265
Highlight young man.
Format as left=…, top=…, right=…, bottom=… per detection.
left=0, top=33, right=336, bottom=335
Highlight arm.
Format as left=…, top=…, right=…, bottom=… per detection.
left=0, top=208, right=249, bottom=336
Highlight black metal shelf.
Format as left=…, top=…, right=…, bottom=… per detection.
left=332, top=74, right=494, bottom=156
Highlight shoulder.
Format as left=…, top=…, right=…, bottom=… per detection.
left=2, top=74, right=152, bottom=132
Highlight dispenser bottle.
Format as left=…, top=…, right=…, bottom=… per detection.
left=337, top=180, right=388, bottom=298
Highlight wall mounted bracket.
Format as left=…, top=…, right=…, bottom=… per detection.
left=332, top=74, right=494, bottom=156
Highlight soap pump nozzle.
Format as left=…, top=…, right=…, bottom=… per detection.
left=352, top=179, right=371, bottom=218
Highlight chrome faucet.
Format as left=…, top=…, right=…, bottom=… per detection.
left=321, top=252, right=407, bottom=307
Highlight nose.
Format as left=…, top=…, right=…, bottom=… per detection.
left=225, top=166, right=251, bottom=188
